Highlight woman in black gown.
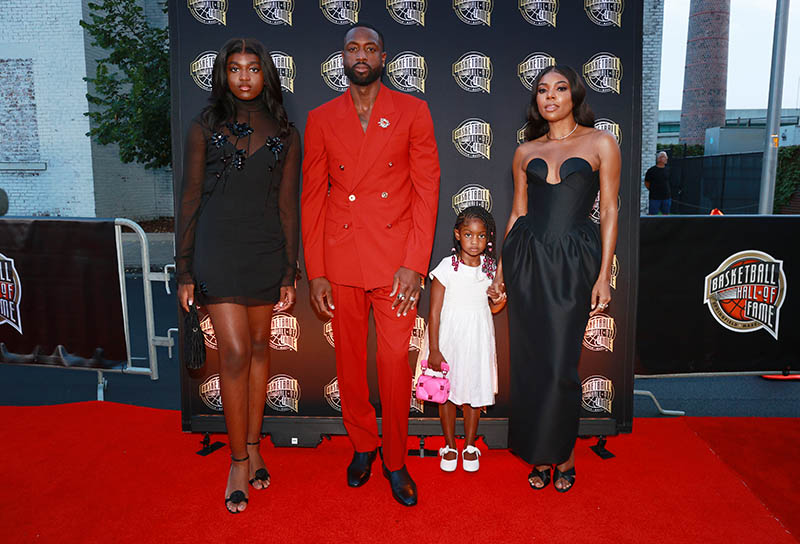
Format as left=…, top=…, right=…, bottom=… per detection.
left=176, top=38, right=301, bottom=513
left=490, top=66, right=620, bottom=492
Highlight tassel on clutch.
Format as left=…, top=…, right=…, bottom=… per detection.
left=183, top=304, right=206, bottom=370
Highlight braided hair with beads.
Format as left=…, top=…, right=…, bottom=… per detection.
left=450, top=205, right=498, bottom=279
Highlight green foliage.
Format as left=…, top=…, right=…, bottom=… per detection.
left=656, top=143, right=705, bottom=158
left=80, top=1, right=170, bottom=169
left=775, top=145, right=800, bottom=211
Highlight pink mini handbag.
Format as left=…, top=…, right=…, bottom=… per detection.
left=415, top=359, right=451, bottom=404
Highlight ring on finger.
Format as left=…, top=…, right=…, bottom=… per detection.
left=398, top=293, right=405, bottom=300
left=409, top=295, right=415, bottom=302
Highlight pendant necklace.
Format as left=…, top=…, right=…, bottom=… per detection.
left=547, top=123, right=579, bottom=141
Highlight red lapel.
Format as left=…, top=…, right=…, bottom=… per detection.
left=353, top=84, right=399, bottom=188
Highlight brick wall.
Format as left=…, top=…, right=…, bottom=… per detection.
left=641, top=0, right=665, bottom=213
left=679, top=0, right=730, bottom=145
left=0, top=4, right=95, bottom=217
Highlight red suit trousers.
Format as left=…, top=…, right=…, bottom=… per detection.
left=330, top=283, right=415, bottom=471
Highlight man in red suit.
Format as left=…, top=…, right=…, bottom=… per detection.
left=302, top=24, right=440, bottom=506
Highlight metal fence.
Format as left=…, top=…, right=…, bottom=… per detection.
left=667, top=152, right=762, bottom=214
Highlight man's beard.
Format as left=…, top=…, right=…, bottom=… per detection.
left=344, top=62, right=382, bottom=86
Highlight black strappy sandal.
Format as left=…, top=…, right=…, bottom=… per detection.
left=225, top=454, right=250, bottom=514
left=553, top=466, right=576, bottom=493
left=528, top=466, right=551, bottom=490
left=246, top=441, right=271, bottom=489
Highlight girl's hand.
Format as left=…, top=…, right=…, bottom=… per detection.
left=275, top=286, right=296, bottom=312
left=427, top=349, right=446, bottom=372
left=589, top=277, right=611, bottom=316
left=487, top=280, right=506, bottom=304
left=177, top=283, right=194, bottom=313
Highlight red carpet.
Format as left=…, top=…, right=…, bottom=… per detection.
left=0, top=403, right=796, bottom=544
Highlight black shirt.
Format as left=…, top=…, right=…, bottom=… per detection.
left=645, top=165, right=671, bottom=200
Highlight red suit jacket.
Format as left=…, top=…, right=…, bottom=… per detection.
left=302, top=84, right=440, bottom=289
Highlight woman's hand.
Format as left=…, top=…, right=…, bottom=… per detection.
left=275, top=286, right=296, bottom=312
left=589, top=277, right=612, bottom=316
left=177, top=283, right=195, bottom=313
left=427, top=349, right=446, bottom=372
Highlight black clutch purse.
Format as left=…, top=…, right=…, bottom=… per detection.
left=183, top=304, right=206, bottom=370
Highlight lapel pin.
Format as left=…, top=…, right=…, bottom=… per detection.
left=378, top=117, right=390, bottom=128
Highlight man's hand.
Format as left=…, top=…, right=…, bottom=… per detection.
left=390, top=266, right=422, bottom=317
left=310, top=277, right=335, bottom=318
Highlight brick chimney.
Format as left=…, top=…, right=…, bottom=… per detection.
left=679, top=0, right=731, bottom=145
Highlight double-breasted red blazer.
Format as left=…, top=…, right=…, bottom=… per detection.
left=302, top=84, right=440, bottom=290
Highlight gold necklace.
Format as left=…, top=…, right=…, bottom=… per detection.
left=547, top=123, right=579, bottom=141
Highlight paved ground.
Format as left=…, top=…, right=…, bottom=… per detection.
left=121, top=233, right=175, bottom=269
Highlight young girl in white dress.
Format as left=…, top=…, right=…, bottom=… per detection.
left=419, top=206, right=506, bottom=472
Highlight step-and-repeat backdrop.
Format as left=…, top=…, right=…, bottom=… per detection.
left=169, top=1, right=640, bottom=438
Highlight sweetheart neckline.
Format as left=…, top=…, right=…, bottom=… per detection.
left=525, top=156, right=598, bottom=185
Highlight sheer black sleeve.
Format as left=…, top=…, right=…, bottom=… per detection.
left=278, top=126, right=301, bottom=286
left=175, top=121, right=208, bottom=285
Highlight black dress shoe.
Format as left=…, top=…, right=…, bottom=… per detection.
left=347, top=449, right=378, bottom=487
left=382, top=464, right=418, bottom=506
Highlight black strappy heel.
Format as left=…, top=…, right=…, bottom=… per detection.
left=225, top=454, right=249, bottom=514
left=528, top=466, right=552, bottom=490
left=246, top=440, right=271, bottom=489
left=553, top=466, right=576, bottom=493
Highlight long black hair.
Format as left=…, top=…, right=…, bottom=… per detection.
left=451, top=206, right=497, bottom=279
left=524, top=65, right=594, bottom=141
left=201, top=38, right=290, bottom=138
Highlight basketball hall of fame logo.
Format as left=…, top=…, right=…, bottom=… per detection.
left=321, top=51, right=348, bottom=92
left=410, top=376, right=424, bottom=413
left=190, top=51, right=217, bottom=91
left=323, top=320, right=335, bottom=348
left=267, top=374, right=301, bottom=412
left=199, top=311, right=217, bottom=350
left=254, top=0, right=294, bottom=25
left=584, top=313, right=616, bottom=352
left=704, top=250, right=786, bottom=339
left=188, top=0, right=227, bottom=25
left=388, top=52, right=427, bottom=93
left=517, top=123, right=529, bottom=145
left=585, top=0, right=623, bottom=27
left=610, top=254, right=619, bottom=290
left=324, top=377, right=341, bottom=411
left=270, top=51, right=296, bottom=93
left=453, top=0, right=492, bottom=26
left=518, top=52, right=556, bottom=91
left=594, top=118, right=622, bottom=145
left=452, top=184, right=492, bottom=214
left=0, top=253, right=22, bottom=334
left=453, top=119, right=492, bottom=160
left=453, top=52, right=492, bottom=94
left=581, top=375, right=614, bottom=414
left=409, top=316, right=426, bottom=351
left=590, top=192, right=621, bottom=224
left=519, top=0, right=558, bottom=27
left=199, top=374, right=223, bottom=411
left=270, top=312, right=299, bottom=351
left=320, top=0, right=359, bottom=25
left=387, top=0, right=426, bottom=26
left=583, top=53, right=622, bottom=94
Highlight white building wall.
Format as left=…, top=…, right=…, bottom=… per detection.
left=0, top=2, right=96, bottom=217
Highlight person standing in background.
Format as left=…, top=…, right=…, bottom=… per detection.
left=645, top=151, right=671, bottom=215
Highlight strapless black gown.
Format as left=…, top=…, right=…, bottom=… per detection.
left=503, top=156, right=602, bottom=464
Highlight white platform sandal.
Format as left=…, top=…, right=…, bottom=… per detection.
left=439, top=446, right=458, bottom=472
left=462, top=445, right=481, bottom=472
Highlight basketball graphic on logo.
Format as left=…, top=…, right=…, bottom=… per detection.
left=716, top=258, right=760, bottom=322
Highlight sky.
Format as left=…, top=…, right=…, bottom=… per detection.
left=659, top=0, right=800, bottom=110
